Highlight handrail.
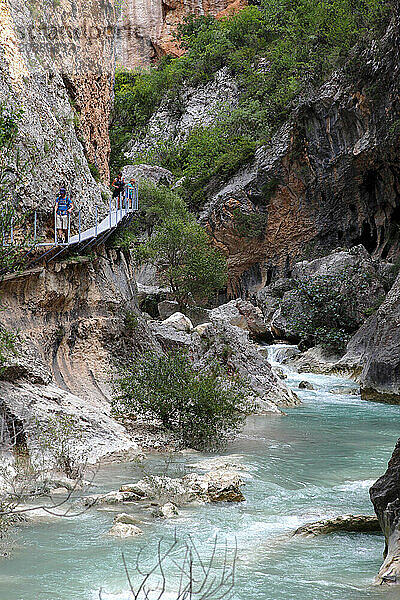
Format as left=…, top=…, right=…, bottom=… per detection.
left=3, top=183, right=139, bottom=249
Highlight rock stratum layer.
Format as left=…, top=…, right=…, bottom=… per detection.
left=116, top=0, right=246, bottom=68
left=0, top=248, right=158, bottom=464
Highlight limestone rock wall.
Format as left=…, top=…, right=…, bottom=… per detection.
left=344, top=271, right=400, bottom=403
left=116, top=0, right=246, bottom=67
left=0, top=247, right=159, bottom=464
left=202, top=15, right=400, bottom=295
left=370, top=439, right=400, bottom=584
left=0, top=248, right=158, bottom=402
left=0, top=0, right=117, bottom=227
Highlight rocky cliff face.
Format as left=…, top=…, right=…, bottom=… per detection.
left=344, top=271, right=400, bottom=403
left=202, top=15, right=400, bottom=294
left=127, top=67, right=239, bottom=157
left=116, top=0, right=246, bottom=68
left=128, top=14, right=400, bottom=295
left=0, top=247, right=158, bottom=463
left=370, top=439, right=400, bottom=584
left=0, top=0, right=116, bottom=220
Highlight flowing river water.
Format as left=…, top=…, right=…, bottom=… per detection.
left=1, top=344, right=400, bottom=600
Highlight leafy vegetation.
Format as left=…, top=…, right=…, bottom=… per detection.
left=35, top=415, right=84, bottom=479
left=142, top=216, right=228, bottom=308
left=109, top=182, right=227, bottom=307
left=110, top=0, right=389, bottom=201
left=233, top=209, right=268, bottom=238
left=113, top=350, right=250, bottom=449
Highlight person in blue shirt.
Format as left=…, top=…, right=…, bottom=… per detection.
left=55, top=188, right=73, bottom=243
left=126, top=177, right=136, bottom=209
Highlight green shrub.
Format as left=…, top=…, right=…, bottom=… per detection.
left=124, top=310, right=139, bottom=331
left=113, top=350, right=250, bottom=449
left=233, top=209, right=268, bottom=238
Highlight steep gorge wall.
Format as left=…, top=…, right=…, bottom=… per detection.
left=203, top=16, right=400, bottom=295
left=115, top=0, right=246, bottom=67
left=0, top=0, right=117, bottom=224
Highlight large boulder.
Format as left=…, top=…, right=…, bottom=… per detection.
left=183, top=468, right=245, bottom=503
left=370, top=439, right=400, bottom=584
left=0, top=381, right=139, bottom=471
left=201, top=304, right=300, bottom=410
left=122, top=164, right=174, bottom=187
left=163, top=312, right=193, bottom=332
left=149, top=301, right=299, bottom=411
left=344, top=272, right=400, bottom=403
left=256, top=246, right=396, bottom=345
left=293, top=515, right=380, bottom=537
left=107, top=523, right=143, bottom=538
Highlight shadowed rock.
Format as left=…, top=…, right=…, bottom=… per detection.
left=370, top=439, right=400, bottom=585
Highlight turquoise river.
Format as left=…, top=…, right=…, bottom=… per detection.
left=1, top=344, right=399, bottom=600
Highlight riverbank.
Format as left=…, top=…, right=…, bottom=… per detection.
left=1, top=345, right=399, bottom=600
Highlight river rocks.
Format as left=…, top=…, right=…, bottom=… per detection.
left=298, top=381, right=314, bottom=390
left=293, top=515, right=381, bottom=537
left=329, top=386, right=360, bottom=396
left=152, top=502, right=179, bottom=518
left=90, top=467, right=246, bottom=508
left=184, top=469, right=245, bottom=503
left=114, top=513, right=141, bottom=526
left=107, top=523, right=143, bottom=538
left=344, top=272, right=400, bottom=404
left=370, top=438, right=400, bottom=585
left=84, top=489, right=143, bottom=507
left=285, top=345, right=362, bottom=379
left=272, top=367, right=287, bottom=380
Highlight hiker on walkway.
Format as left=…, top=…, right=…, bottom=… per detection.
left=126, top=177, right=136, bottom=209
left=55, top=188, right=73, bottom=243
left=112, top=172, right=125, bottom=209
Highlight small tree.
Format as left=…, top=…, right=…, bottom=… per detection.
left=34, top=415, right=84, bottom=479
left=144, top=217, right=227, bottom=308
left=113, top=350, right=250, bottom=450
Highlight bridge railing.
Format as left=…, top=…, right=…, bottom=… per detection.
left=2, top=183, right=139, bottom=248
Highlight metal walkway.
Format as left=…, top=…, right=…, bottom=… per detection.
left=2, top=185, right=139, bottom=271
